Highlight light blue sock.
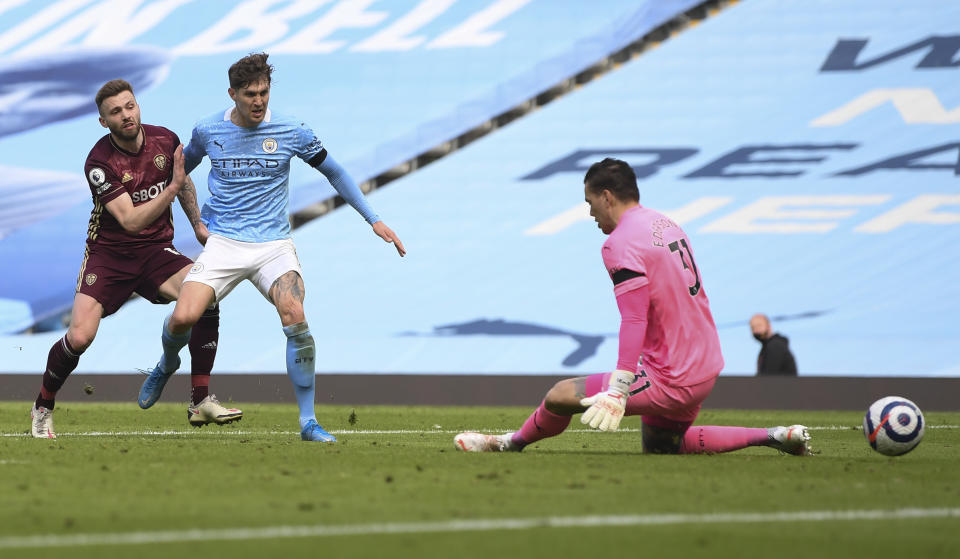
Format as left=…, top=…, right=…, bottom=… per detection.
left=159, top=315, right=190, bottom=374
left=283, top=322, right=317, bottom=429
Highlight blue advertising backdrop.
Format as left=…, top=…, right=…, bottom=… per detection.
left=0, top=0, right=697, bottom=331
left=1, top=0, right=957, bottom=376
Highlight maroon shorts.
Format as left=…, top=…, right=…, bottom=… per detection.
left=75, top=243, right=193, bottom=317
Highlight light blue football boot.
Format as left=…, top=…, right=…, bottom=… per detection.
left=138, top=364, right=174, bottom=409
left=300, top=419, right=337, bottom=442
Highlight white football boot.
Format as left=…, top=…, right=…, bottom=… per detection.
left=31, top=406, right=56, bottom=439
left=187, top=395, right=243, bottom=427
left=769, top=425, right=813, bottom=455
left=453, top=432, right=519, bottom=452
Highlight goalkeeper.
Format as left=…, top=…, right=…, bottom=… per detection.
left=455, top=158, right=811, bottom=456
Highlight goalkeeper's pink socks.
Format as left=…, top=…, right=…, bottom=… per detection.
left=510, top=405, right=770, bottom=453
left=510, top=402, right=571, bottom=448
left=679, top=425, right=769, bottom=454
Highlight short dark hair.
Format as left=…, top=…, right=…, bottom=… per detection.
left=584, top=158, right=639, bottom=202
left=95, top=79, right=133, bottom=112
left=228, top=52, right=274, bottom=90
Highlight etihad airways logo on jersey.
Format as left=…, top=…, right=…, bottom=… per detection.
left=211, top=158, right=280, bottom=178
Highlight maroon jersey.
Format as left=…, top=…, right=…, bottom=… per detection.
left=83, top=124, right=179, bottom=248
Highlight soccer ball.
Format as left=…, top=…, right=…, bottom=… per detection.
left=863, top=396, right=924, bottom=456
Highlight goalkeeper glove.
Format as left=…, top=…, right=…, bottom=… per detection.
left=580, top=369, right=635, bottom=431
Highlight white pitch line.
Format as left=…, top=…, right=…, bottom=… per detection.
left=1, top=425, right=958, bottom=437
left=3, top=428, right=636, bottom=437
left=0, top=507, right=957, bottom=549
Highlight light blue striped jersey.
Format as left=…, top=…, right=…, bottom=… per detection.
left=184, top=108, right=324, bottom=242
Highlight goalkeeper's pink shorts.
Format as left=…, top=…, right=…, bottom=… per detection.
left=585, top=370, right=717, bottom=432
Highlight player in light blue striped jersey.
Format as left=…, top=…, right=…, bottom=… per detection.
left=138, top=53, right=405, bottom=441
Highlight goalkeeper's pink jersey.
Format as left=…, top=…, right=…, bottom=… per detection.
left=601, top=205, right=724, bottom=387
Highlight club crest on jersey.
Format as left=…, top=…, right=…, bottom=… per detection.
left=262, top=138, right=278, bottom=153
left=154, top=154, right=167, bottom=170
left=88, top=167, right=106, bottom=186
left=190, top=263, right=204, bottom=274
left=121, top=172, right=133, bottom=183
left=85, top=273, right=97, bottom=286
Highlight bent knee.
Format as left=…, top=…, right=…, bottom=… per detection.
left=67, top=329, right=96, bottom=352
left=276, top=300, right=305, bottom=326
left=169, top=306, right=203, bottom=332
left=544, top=379, right=582, bottom=415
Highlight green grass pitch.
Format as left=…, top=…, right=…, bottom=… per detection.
left=1, top=402, right=958, bottom=558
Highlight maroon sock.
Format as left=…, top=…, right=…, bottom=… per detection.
left=189, top=305, right=219, bottom=405
left=191, top=377, right=210, bottom=405
left=35, top=336, right=83, bottom=410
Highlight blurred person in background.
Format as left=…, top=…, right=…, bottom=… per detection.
left=750, top=313, right=798, bottom=376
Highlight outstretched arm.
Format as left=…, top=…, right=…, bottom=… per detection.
left=314, top=151, right=406, bottom=256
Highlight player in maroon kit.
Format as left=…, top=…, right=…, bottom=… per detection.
left=30, top=79, right=241, bottom=438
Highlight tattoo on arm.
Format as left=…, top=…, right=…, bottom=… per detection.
left=573, top=377, right=587, bottom=400
left=176, top=176, right=203, bottom=227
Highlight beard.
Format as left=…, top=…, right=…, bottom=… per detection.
left=111, top=120, right=141, bottom=142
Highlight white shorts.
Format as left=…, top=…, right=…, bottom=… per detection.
left=186, top=234, right=303, bottom=303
